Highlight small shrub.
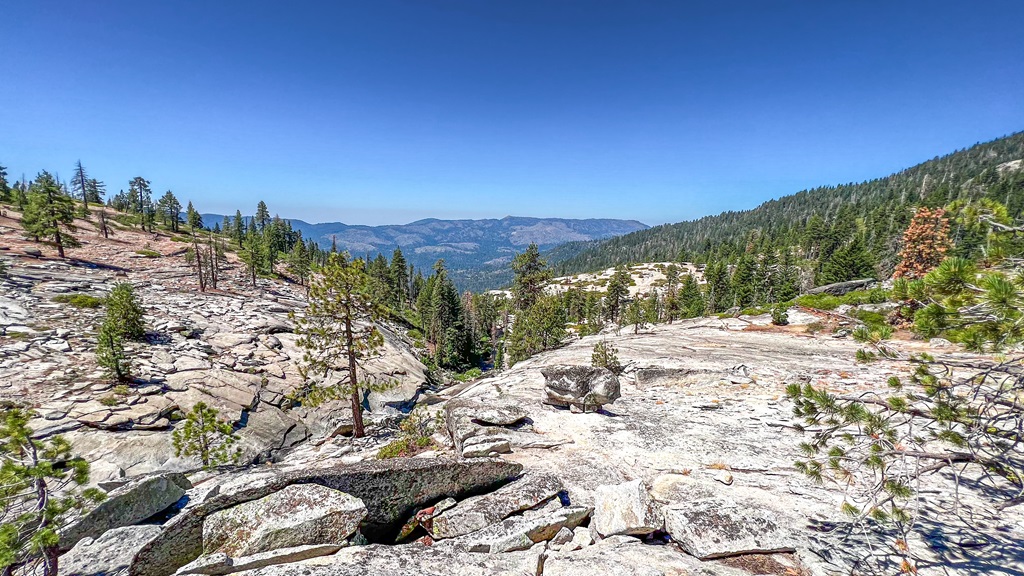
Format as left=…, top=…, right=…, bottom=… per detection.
left=592, top=340, right=623, bottom=375
left=770, top=304, right=789, bottom=326
left=112, top=384, right=131, bottom=396
left=805, top=321, right=825, bottom=334
left=99, top=395, right=119, bottom=407
left=135, top=249, right=161, bottom=258
left=376, top=407, right=442, bottom=459
left=53, top=293, right=106, bottom=309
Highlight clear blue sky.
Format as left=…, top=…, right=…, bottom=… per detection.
left=2, top=1, right=1022, bottom=226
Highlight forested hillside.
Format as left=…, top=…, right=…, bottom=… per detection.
left=551, top=132, right=1024, bottom=283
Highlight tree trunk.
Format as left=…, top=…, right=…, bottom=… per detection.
left=344, top=313, right=365, bottom=438
left=55, top=226, right=65, bottom=258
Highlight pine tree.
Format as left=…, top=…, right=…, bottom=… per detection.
left=171, top=402, right=240, bottom=469
left=287, top=237, right=310, bottom=285
left=819, top=235, right=876, bottom=284
left=21, top=172, right=79, bottom=258
left=0, top=163, right=9, bottom=202
left=603, top=267, right=631, bottom=322
left=185, top=201, right=203, bottom=232
left=389, top=247, right=409, bottom=308
left=254, top=201, right=270, bottom=231
left=70, top=160, right=90, bottom=209
left=730, top=254, right=757, bottom=309
left=95, top=321, right=130, bottom=381
left=0, top=408, right=103, bottom=576
left=511, top=244, right=551, bottom=311
left=104, top=282, right=146, bottom=341
left=506, top=295, right=565, bottom=366
left=156, top=191, right=182, bottom=232
left=128, top=177, right=152, bottom=228
left=893, top=207, right=950, bottom=279
left=679, top=274, right=705, bottom=317
left=292, top=253, right=393, bottom=438
left=233, top=210, right=245, bottom=247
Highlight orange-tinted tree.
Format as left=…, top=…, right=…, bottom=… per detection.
left=893, top=207, right=950, bottom=279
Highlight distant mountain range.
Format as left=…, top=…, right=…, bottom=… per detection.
left=200, top=215, right=648, bottom=291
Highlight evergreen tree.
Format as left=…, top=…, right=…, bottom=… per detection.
left=84, top=178, right=105, bottom=205
left=603, top=267, right=631, bottom=322
left=185, top=201, right=203, bottom=231
left=389, top=247, right=409, bottom=308
left=70, top=160, right=90, bottom=208
left=128, top=176, right=152, bottom=220
left=233, top=210, right=245, bottom=247
left=662, top=264, right=682, bottom=323
left=104, top=282, right=146, bottom=341
left=254, top=201, right=270, bottom=231
left=730, top=253, right=757, bottom=309
left=287, top=237, right=310, bottom=285
left=171, top=402, right=240, bottom=469
left=21, top=172, right=79, bottom=258
left=506, top=295, right=565, bottom=366
left=510, top=244, right=551, bottom=311
left=679, top=274, right=705, bottom=318
left=292, top=253, right=393, bottom=438
left=0, top=408, right=103, bottom=576
left=95, top=320, right=130, bottom=381
left=0, top=163, right=9, bottom=202
left=156, top=191, right=182, bottom=232
left=819, top=235, right=876, bottom=285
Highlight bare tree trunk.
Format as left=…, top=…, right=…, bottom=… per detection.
left=193, top=237, right=206, bottom=292
left=344, top=313, right=365, bottom=438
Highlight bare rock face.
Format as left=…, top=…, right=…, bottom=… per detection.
left=60, top=472, right=191, bottom=551
left=203, top=484, right=366, bottom=556
left=60, top=525, right=163, bottom=576
left=663, top=497, right=799, bottom=559
left=177, top=545, right=343, bottom=575
left=540, top=365, right=620, bottom=411
left=453, top=503, right=592, bottom=553
left=129, top=458, right=522, bottom=576
left=430, top=472, right=563, bottom=539
left=592, top=479, right=662, bottom=537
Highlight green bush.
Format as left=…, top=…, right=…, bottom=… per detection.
left=771, top=304, right=789, bottom=326
left=135, top=249, right=161, bottom=258
left=52, top=293, right=105, bottom=309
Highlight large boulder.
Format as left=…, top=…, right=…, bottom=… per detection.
left=61, top=525, right=163, bottom=576
left=60, top=472, right=191, bottom=551
left=430, top=472, right=563, bottom=539
left=592, top=479, right=662, bottom=537
left=663, top=496, right=799, bottom=559
left=541, top=366, right=620, bottom=412
left=129, top=458, right=522, bottom=576
left=203, top=484, right=366, bottom=556
left=445, top=397, right=528, bottom=458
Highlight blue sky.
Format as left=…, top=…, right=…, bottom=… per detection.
left=1, top=1, right=1022, bottom=226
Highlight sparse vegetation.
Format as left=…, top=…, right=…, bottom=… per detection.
left=52, top=293, right=105, bottom=309
left=172, top=402, right=241, bottom=469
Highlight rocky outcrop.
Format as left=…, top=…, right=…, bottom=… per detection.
left=592, top=479, right=661, bottom=537
left=453, top=502, right=591, bottom=553
left=203, top=484, right=366, bottom=556
left=61, top=525, right=163, bottom=576
left=430, top=472, right=563, bottom=539
left=60, top=472, right=191, bottom=551
left=663, top=497, right=799, bottom=559
left=446, top=397, right=528, bottom=458
left=129, top=458, right=522, bottom=576
left=540, top=366, right=620, bottom=412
